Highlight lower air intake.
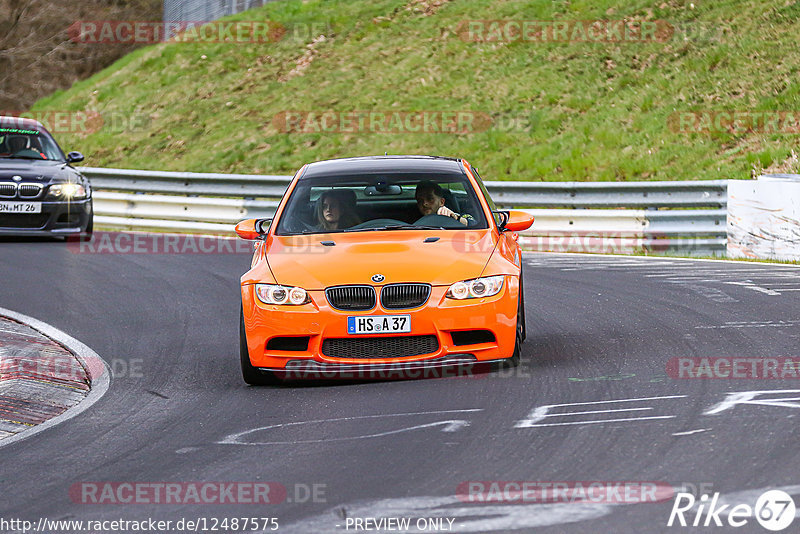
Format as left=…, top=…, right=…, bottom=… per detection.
left=321, top=335, right=439, bottom=359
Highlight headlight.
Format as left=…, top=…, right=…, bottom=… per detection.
left=48, top=183, right=87, bottom=199
left=446, top=275, right=504, bottom=299
left=255, top=284, right=310, bottom=305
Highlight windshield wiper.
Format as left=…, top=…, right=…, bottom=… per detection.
left=0, top=155, right=45, bottom=160
left=344, top=224, right=446, bottom=232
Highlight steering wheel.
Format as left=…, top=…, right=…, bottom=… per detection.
left=348, top=218, right=408, bottom=230
left=13, top=149, right=44, bottom=159
left=412, top=214, right=465, bottom=228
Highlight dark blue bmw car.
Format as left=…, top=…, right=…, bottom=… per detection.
left=0, top=116, right=93, bottom=240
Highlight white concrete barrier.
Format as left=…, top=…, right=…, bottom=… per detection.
left=727, top=176, right=800, bottom=261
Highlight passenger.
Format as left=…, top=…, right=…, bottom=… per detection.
left=415, top=180, right=473, bottom=226
left=315, top=189, right=361, bottom=231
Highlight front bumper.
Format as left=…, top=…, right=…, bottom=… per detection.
left=260, top=355, right=511, bottom=380
left=241, top=279, right=520, bottom=374
left=0, top=199, right=92, bottom=236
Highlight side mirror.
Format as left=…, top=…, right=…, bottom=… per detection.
left=235, top=218, right=271, bottom=240
left=497, top=210, right=534, bottom=232
left=66, top=151, right=84, bottom=163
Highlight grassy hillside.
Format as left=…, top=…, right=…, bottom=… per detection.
left=33, top=0, right=800, bottom=181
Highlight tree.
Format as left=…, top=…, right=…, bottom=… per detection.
left=0, top=0, right=160, bottom=111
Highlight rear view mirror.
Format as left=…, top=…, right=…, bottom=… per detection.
left=364, top=184, right=402, bottom=196
left=235, top=218, right=271, bottom=239
left=66, top=151, right=84, bottom=163
left=496, top=210, right=534, bottom=232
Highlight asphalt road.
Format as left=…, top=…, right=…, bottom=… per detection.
left=2, top=239, right=800, bottom=533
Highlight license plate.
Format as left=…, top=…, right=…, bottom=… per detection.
left=347, top=315, right=411, bottom=335
left=0, top=202, right=41, bottom=214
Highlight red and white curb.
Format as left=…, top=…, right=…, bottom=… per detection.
left=0, top=307, right=109, bottom=447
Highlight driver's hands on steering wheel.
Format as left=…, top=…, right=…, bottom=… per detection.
left=437, top=205, right=472, bottom=226
left=437, top=206, right=456, bottom=218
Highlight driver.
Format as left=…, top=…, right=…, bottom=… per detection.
left=3, top=134, right=45, bottom=158
left=415, top=180, right=473, bottom=226
left=7, top=135, right=28, bottom=153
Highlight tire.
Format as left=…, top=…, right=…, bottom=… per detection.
left=240, top=307, right=280, bottom=386
left=79, top=216, right=93, bottom=242
left=519, top=270, right=527, bottom=342
left=503, top=281, right=524, bottom=369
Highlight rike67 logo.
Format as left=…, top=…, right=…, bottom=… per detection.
left=668, top=490, right=796, bottom=531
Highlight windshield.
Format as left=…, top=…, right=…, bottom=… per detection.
left=0, top=127, right=65, bottom=161
left=275, top=172, right=489, bottom=235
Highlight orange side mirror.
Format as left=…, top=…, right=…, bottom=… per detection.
left=235, top=218, right=270, bottom=240
left=501, top=210, right=534, bottom=232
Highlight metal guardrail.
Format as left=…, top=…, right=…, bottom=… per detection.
left=484, top=180, right=729, bottom=209
left=80, top=167, right=728, bottom=255
left=84, top=167, right=290, bottom=198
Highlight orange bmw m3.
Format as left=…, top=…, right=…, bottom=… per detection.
left=235, top=156, right=534, bottom=384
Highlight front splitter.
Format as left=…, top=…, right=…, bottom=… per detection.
left=258, top=354, right=511, bottom=380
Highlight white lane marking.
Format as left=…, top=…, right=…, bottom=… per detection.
left=515, top=395, right=686, bottom=428
left=525, top=395, right=686, bottom=409
left=0, top=306, right=110, bottom=449
left=277, top=495, right=616, bottom=533
left=653, top=270, right=800, bottom=276
left=704, top=390, right=800, bottom=415
left=664, top=279, right=739, bottom=284
left=520, top=416, right=675, bottom=428
left=223, top=421, right=471, bottom=445
left=741, top=275, right=800, bottom=280
left=672, top=429, right=709, bottom=436
left=665, top=281, right=738, bottom=302
left=723, top=281, right=782, bottom=295
left=695, top=320, right=800, bottom=329
left=540, top=407, right=653, bottom=417
left=218, top=409, right=481, bottom=445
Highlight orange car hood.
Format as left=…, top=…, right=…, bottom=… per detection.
left=265, top=230, right=497, bottom=289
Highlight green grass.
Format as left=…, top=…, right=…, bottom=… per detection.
left=33, top=0, right=800, bottom=180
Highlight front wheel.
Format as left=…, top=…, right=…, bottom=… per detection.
left=79, top=216, right=93, bottom=242
left=519, top=270, right=527, bottom=342
left=505, top=271, right=527, bottom=367
left=504, top=284, right=524, bottom=368
left=240, top=308, right=280, bottom=386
